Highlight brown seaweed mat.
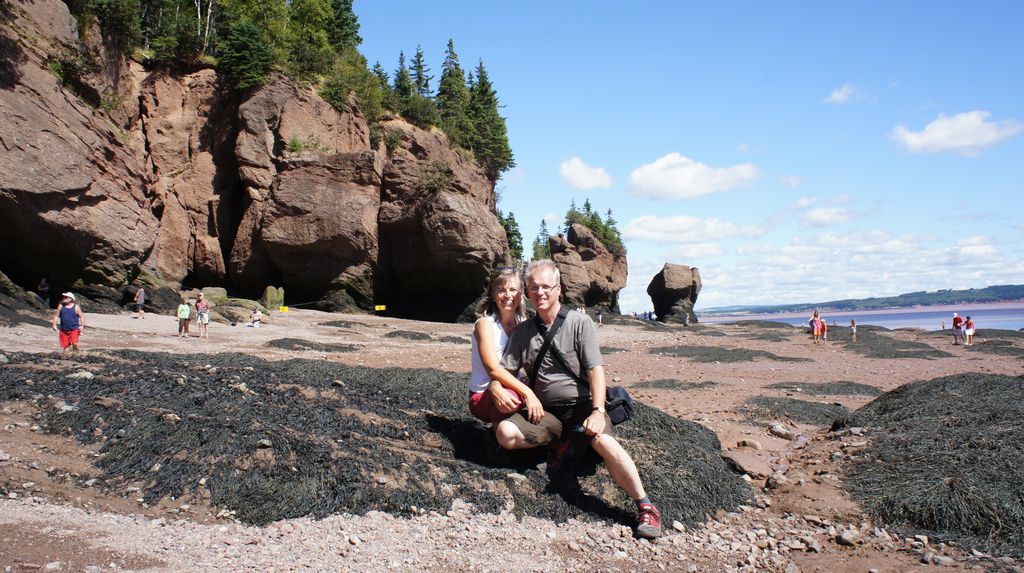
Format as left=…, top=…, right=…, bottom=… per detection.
left=0, top=351, right=749, bottom=527
left=832, top=373, right=1024, bottom=557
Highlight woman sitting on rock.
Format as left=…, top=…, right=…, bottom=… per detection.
left=468, top=268, right=560, bottom=463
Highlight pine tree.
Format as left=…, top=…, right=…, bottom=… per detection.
left=393, top=52, right=413, bottom=99
left=583, top=198, right=593, bottom=215
left=605, top=208, right=618, bottom=230
left=532, top=220, right=552, bottom=260
left=499, top=211, right=524, bottom=262
left=321, top=46, right=383, bottom=122
left=467, top=60, right=514, bottom=181
left=410, top=44, right=432, bottom=97
left=436, top=39, right=472, bottom=147
left=327, top=0, right=361, bottom=51
left=372, top=61, right=397, bottom=112
left=218, top=21, right=275, bottom=91
left=220, top=0, right=291, bottom=60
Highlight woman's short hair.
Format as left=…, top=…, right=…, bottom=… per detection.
left=476, top=267, right=526, bottom=320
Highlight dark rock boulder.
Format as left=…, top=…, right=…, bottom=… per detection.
left=375, top=119, right=509, bottom=321
left=550, top=224, right=627, bottom=312
left=647, top=263, right=702, bottom=324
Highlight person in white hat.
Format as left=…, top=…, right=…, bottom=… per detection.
left=51, top=292, right=84, bottom=352
left=951, top=312, right=963, bottom=345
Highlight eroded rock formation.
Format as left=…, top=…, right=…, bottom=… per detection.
left=0, top=0, right=509, bottom=321
left=647, top=263, right=702, bottom=324
left=550, top=224, right=627, bottom=311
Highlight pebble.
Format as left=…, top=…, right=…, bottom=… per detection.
left=0, top=354, right=7, bottom=364
left=66, top=371, right=95, bottom=380
left=672, top=521, right=685, bottom=532
left=0, top=451, right=10, bottom=462
left=768, top=423, right=796, bottom=441
left=737, top=440, right=763, bottom=450
left=836, top=530, right=859, bottom=546
left=257, top=439, right=273, bottom=449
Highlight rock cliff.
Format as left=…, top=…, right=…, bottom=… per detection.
left=647, top=263, right=702, bottom=324
left=0, top=0, right=509, bottom=321
left=550, top=224, right=627, bottom=312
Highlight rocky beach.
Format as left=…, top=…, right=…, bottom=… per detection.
left=2, top=309, right=1023, bottom=572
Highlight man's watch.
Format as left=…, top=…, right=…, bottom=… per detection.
left=592, top=406, right=606, bottom=414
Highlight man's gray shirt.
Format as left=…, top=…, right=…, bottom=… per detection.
left=500, top=309, right=603, bottom=406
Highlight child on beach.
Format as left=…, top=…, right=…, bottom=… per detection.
left=850, top=319, right=857, bottom=342
left=176, top=297, right=191, bottom=337
left=195, top=293, right=211, bottom=339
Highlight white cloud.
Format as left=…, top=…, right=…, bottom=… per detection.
left=793, top=196, right=817, bottom=209
left=737, top=143, right=756, bottom=153
left=830, top=193, right=852, bottom=205
left=662, top=242, right=724, bottom=259
left=628, top=153, right=759, bottom=200
left=542, top=213, right=561, bottom=228
left=778, top=175, right=803, bottom=188
left=824, top=83, right=866, bottom=105
left=559, top=156, right=612, bottom=190
left=889, top=111, right=1024, bottom=156
left=802, top=207, right=853, bottom=227
left=623, top=215, right=763, bottom=244
left=957, top=236, right=991, bottom=247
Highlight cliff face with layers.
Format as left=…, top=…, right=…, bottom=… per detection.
left=0, top=0, right=509, bottom=321
left=550, top=223, right=628, bottom=312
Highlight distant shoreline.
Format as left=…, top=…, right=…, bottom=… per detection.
left=699, top=301, right=1024, bottom=321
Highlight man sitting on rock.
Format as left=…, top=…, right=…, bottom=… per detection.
left=487, top=259, right=663, bottom=539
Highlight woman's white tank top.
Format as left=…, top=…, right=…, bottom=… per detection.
left=469, top=315, right=511, bottom=393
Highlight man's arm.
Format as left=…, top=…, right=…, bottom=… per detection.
left=51, top=308, right=59, bottom=330
left=581, top=365, right=607, bottom=437
left=76, top=305, right=84, bottom=330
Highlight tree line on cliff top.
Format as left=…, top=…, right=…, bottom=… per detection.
left=65, top=0, right=513, bottom=181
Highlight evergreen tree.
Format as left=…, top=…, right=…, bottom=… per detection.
left=583, top=198, right=593, bottom=215
left=393, top=51, right=413, bottom=99
left=564, top=199, right=577, bottom=234
left=532, top=220, right=552, bottom=260
left=605, top=208, right=618, bottom=230
left=410, top=44, right=433, bottom=97
left=498, top=211, right=524, bottom=262
left=287, top=0, right=334, bottom=80
left=467, top=60, right=514, bottom=180
left=436, top=39, right=472, bottom=148
left=218, top=21, right=274, bottom=90
left=372, top=61, right=397, bottom=112
left=327, top=0, right=361, bottom=51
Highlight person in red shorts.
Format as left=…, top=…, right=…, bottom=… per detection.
left=51, top=292, right=84, bottom=353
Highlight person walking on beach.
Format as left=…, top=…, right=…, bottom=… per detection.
left=951, top=313, right=963, bottom=345
left=195, top=293, right=211, bottom=339
left=133, top=286, right=146, bottom=319
left=51, top=292, right=84, bottom=353
left=821, top=317, right=828, bottom=342
left=964, top=316, right=975, bottom=346
left=850, top=319, right=857, bottom=342
left=176, top=297, right=191, bottom=337
left=809, top=311, right=822, bottom=344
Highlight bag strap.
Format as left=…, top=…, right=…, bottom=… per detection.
left=528, top=305, right=569, bottom=387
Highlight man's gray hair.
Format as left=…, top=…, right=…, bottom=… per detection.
left=525, top=259, right=560, bottom=286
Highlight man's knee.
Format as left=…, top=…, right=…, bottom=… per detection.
left=592, top=434, right=624, bottom=458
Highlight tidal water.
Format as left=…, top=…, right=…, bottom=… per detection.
left=700, top=304, right=1024, bottom=331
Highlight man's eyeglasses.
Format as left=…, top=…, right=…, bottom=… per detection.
left=528, top=283, right=560, bottom=294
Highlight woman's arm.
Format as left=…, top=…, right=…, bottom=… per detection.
left=475, top=320, right=543, bottom=422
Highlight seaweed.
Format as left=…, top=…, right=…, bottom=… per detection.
left=833, top=373, right=1024, bottom=557
left=740, top=396, right=849, bottom=426
left=650, top=345, right=811, bottom=363
left=266, top=338, right=357, bottom=353
left=767, top=381, right=883, bottom=397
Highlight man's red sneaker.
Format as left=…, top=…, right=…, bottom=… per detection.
left=545, top=439, right=573, bottom=477
left=636, top=502, right=662, bottom=539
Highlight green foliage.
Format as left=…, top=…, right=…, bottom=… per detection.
left=531, top=219, right=552, bottom=260
left=564, top=200, right=625, bottom=257
left=287, top=0, right=334, bottom=80
left=149, top=8, right=203, bottom=64
left=383, top=128, right=403, bottom=154
left=466, top=61, right=514, bottom=180
left=371, top=61, right=398, bottom=113
left=327, top=0, right=361, bottom=50
left=436, top=39, right=472, bottom=148
left=217, top=21, right=274, bottom=91
left=320, top=46, right=384, bottom=122
left=93, top=0, right=141, bottom=47
left=417, top=161, right=454, bottom=194
left=392, top=51, right=413, bottom=99
left=410, top=44, right=432, bottom=97
left=401, top=93, right=440, bottom=129
left=220, top=0, right=291, bottom=60
left=498, top=211, right=524, bottom=262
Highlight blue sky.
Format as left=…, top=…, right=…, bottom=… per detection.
left=354, top=2, right=1024, bottom=312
